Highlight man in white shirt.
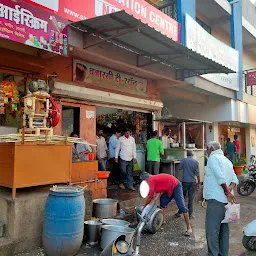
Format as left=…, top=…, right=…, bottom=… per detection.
left=161, top=128, right=173, bottom=149
left=115, top=129, right=137, bottom=191
left=204, top=141, right=238, bottom=256
left=96, top=128, right=108, bottom=171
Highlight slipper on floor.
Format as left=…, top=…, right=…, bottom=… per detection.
left=184, top=231, right=192, bottom=236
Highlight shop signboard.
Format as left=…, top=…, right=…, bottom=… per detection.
left=247, top=71, right=256, bottom=86
left=0, top=0, right=68, bottom=55
left=185, top=14, right=239, bottom=91
left=26, top=0, right=180, bottom=42
left=73, top=59, right=147, bottom=95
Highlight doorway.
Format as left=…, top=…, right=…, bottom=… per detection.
left=62, top=106, right=80, bottom=136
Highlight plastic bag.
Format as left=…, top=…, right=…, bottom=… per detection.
left=221, top=203, right=240, bottom=224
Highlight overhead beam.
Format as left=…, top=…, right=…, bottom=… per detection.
left=210, top=15, right=230, bottom=26
left=244, top=43, right=256, bottom=50
left=157, top=79, right=189, bottom=88
left=159, top=87, right=209, bottom=104
left=69, top=45, right=183, bottom=85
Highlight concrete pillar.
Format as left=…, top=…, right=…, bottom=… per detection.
left=229, top=0, right=243, bottom=100
left=206, top=123, right=219, bottom=144
left=245, top=125, right=256, bottom=164
left=177, top=0, right=196, bottom=45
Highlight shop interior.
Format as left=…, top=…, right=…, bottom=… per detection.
left=61, top=105, right=153, bottom=174
left=96, top=106, right=153, bottom=174
left=0, top=71, right=26, bottom=132
left=218, top=125, right=246, bottom=160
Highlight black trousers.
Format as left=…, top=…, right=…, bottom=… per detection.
left=109, top=158, right=120, bottom=183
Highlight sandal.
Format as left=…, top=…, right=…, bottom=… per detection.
left=184, top=230, right=192, bottom=236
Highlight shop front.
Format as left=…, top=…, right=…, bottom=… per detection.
left=0, top=0, right=71, bottom=199
left=51, top=61, right=164, bottom=184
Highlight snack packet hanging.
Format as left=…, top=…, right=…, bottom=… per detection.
left=221, top=203, right=240, bottom=224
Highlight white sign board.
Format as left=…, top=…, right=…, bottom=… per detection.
left=30, top=0, right=59, bottom=11
left=86, top=110, right=95, bottom=119
left=185, top=14, right=239, bottom=91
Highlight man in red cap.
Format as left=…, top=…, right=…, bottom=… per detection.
left=140, top=172, right=192, bottom=236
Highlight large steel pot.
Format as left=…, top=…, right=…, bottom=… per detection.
left=101, top=219, right=130, bottom=227
left=100, top=225, right=135, bottom=250
left=93, top=198, right=118, bottom=218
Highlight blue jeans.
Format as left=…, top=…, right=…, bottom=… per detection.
left=178, top=182, right=196, bottom=217
left=206, top=199, right=229, bottom=256
left=98, top=157, right=107, bottom=171
left=120, top=159, right=134, bottom=188
left=160, top=182, right=188, bottom=213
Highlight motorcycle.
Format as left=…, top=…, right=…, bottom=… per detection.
left=237, top=168, right=256, bottom=196
left=100, top=181, right=163, bottom=256
left=243, top=219, right=256, bottom=251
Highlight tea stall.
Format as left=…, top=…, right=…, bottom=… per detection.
left=155, top=116, right=208, bottom=181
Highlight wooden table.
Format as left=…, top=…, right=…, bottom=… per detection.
left=0, top=142, right=72, bottom=199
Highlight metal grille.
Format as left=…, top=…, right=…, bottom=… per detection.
left=159, top=1, right=177, bottom=21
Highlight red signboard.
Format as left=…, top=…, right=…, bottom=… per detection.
left=247, top=71, right=256, bottom=86
left=25, top=0, right=180, bottom=42
left=0, top=0, right=68, bottom=55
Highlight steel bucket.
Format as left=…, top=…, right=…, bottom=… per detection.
left=84, top=220, right=102, bottom=245
left=100, top=225, right=135, bottom=250
left=101, top=219, right=130, bottom=227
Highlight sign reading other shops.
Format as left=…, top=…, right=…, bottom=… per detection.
left=0, top=0, right=68, bottom=55
left=73, top=59, right=147, bottom=96
left=185, top=14, right=239, bottom=91
left=247, top=71, right=256, bottom=86
left=26, top=0, right=180, bottom=42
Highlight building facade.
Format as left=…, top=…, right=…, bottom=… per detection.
left=146, top=0, right=256, bottom=162
left=1, top=0, right=255, bottom=161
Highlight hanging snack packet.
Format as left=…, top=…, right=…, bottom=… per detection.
left=221, top=203, right=240, bottom=224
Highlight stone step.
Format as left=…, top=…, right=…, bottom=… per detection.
left=0, top=238, right=14, bottom=256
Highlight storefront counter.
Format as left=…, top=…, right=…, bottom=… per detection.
left=0, top=142, right=72, bottom=199
left=163, top=148, right=205, bottom=181
left=71, top=160, right=98, bottom=184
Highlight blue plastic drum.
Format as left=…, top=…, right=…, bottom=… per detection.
left=43, top=186, right=85, bottom=256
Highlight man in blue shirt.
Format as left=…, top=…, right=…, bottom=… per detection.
left=176, top=150, right=200, bottom=219
left=109, top=129, right=121, bottom=184
left=226, top=138, right=235, bottom=163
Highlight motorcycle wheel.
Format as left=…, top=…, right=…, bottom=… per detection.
left=242, top=235, right=256, bottom=251
left=237, top=181, right=256, bottom=196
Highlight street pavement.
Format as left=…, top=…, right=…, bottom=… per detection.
left=16, top=191, right=256, bottom=256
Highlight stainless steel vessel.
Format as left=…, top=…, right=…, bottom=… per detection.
left=136, top=205, right=163, bottom=234
left=101, top=219, right=130, bottom=227
left=84, top=220, right=102, bottom=245
left=100, top=225, right=135, bottom=250
left=93, top=198, right=118, bottom=218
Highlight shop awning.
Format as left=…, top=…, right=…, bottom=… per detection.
left=154, top=116, right=212, bottom=124
left=70, top=11, right=235, bottom=79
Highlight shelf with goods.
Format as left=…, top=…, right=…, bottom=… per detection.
left=0, top=76, right=68, bottom=199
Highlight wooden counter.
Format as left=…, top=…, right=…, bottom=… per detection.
left=71, top=161, right=98, bottom=184
left=0, top=142, right=72, bottom=199
left=71, top=161, right=107, bottom=200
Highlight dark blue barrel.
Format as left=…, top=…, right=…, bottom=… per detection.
left=43, top=186, right=85, bottom=256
